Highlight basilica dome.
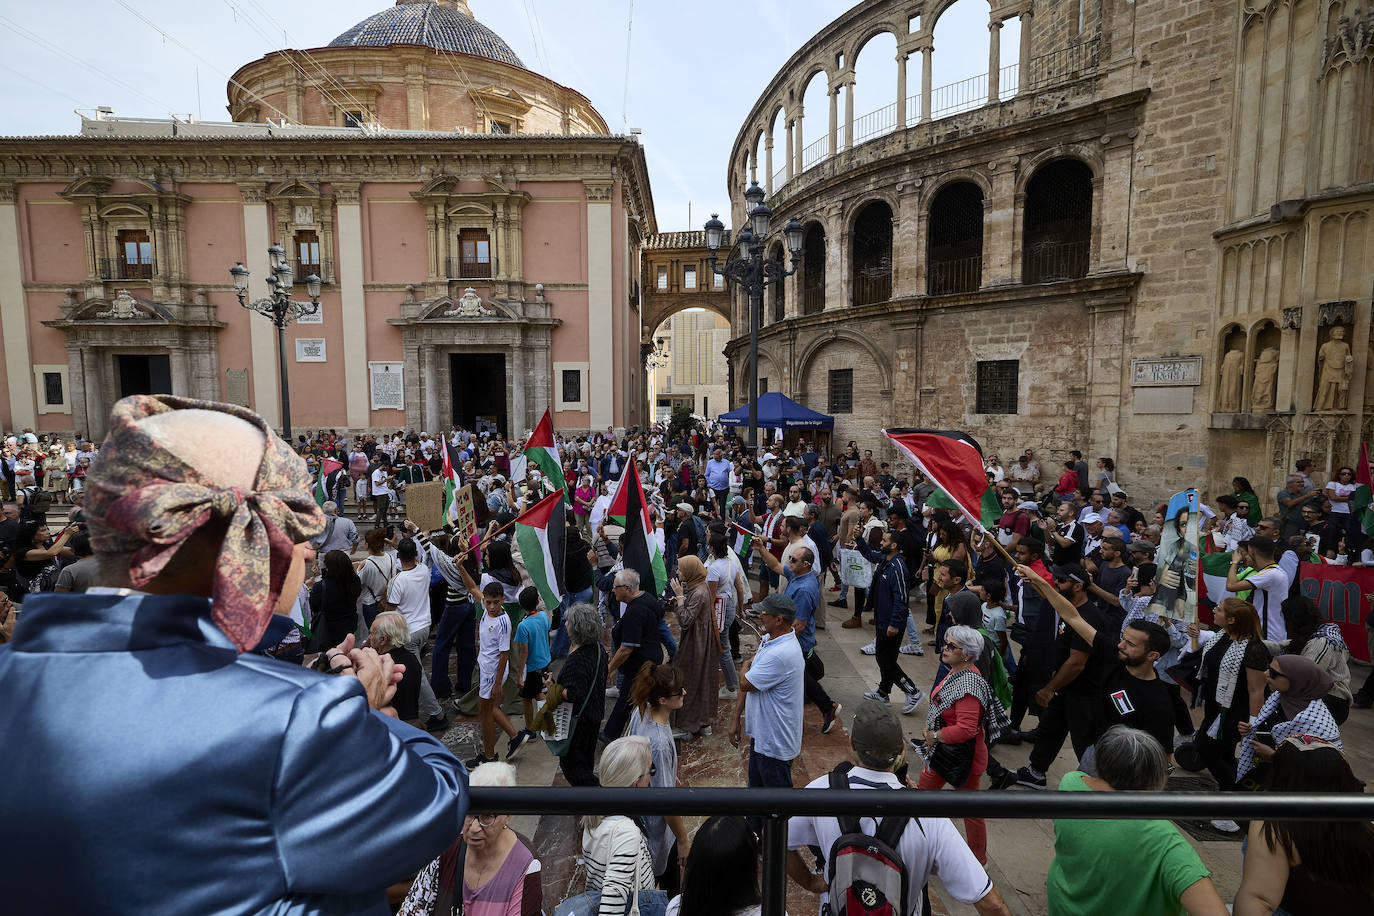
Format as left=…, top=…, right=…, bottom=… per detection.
left=330, top=0, right=524, bottom=68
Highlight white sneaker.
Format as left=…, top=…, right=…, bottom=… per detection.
left=899, top=643, right=924, bottom=656
left=902, top=689, right=924, bottom=715
left=1210, top=819, right=1241, bottom=833
left=719, top=686, right=738, bottom=699
left=859, top=640, right=877, bottom=655
left=605, top=686, right=619, bottom=698
left=700, top=725, right=713, bottom=737
left=863, top=689, right=890, bottom=704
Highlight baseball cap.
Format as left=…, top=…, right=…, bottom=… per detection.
left=851, top=699, right=904, bottom=767
left=755, top=593, right=796, bottom=620
left=1083, top=512, right=1105, bottom=525
left=676, top=502, right=695, bottom=515
left=1049, top=562, right=1089, bottom=584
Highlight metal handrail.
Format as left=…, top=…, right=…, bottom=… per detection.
left=470, top=787, right=1374, bottom=916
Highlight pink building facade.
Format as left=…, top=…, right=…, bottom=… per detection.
left=0, top=1, right=655, bottom=439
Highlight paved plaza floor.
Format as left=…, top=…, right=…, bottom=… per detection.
left=429, top=584, right=1374, bottom=915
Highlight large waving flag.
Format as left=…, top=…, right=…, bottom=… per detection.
left=885, top=429, right=995, bottom=533
left=440, top=439, right=464, bottom=528
left=524, top=408, right=567, bottom=500
left=608, top=461, right=668, bottom=596
left=313, top=457, right=343, bottom=507
left=1352, top=442, right=1374, bottom=541
left=512, top=489, right=567, bottom=614
left=926, top=486, right=1002, bottom=529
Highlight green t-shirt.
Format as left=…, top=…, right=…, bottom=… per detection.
left=1045, top=772, right=1210, bottom=916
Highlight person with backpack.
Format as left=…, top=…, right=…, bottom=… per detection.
left=785, top=699, right=1012, bottom=916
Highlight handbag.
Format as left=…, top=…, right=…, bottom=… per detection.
left=926, top=715, right=976, bottom=786
left=542, top=643, right=601, bottom=756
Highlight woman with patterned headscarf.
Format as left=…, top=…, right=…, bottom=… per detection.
left=0, top=395, right=467, bottom=915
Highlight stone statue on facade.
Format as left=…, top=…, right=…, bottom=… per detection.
left=444, top=287, right=495, bottom=318
left=1218, top=347, right=1245, bottom=412
left=1314, top=326, right=1353, bottom=411
left=1251, top=346, right=1280, bottom=412
left=96, top=289, right=141, bottom=320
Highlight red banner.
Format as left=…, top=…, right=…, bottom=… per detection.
left=1297, top=562, right=1373, bottom=663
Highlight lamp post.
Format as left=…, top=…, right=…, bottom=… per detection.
left=230, top=245, right=322, bottom=442
left=704, top=183, right=803, bottom=454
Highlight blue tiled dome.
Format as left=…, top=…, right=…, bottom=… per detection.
left=330, top=1, right=525, bottom=68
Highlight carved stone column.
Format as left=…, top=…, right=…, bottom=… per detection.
left=765, top=136, right=774, bottom=196
left=921, top=47, right=933, bottom=121
left=896, top=51, right=909, bottom=129
left=828, top=85, right=839, bottom=155
left=988, top=21, right=1002, bottom=105
left=1019, top=8, right=1034, bottom=91
left=844, top=82, right=855, bottom=149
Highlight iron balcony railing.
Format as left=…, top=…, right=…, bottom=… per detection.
left=928, top=253, right=983, bottom=295
left=291, top=258, right=332, bottom=283
left=801, top=282, right=825, bottom=315
left=853, top=270, right=892, bottom=307
left=469, top=786, right=1374, bottom=916
left=445, top=256, right=493, bottom=280
left=1023, top=238, right=1090, bottom=283
left=851, top=100, right=898, bottom=146
left=1023, top=36, right=1101, bottom=92
left=800, top=135, right=830, bottom=170
left=97, top=255, right=155, bottom=281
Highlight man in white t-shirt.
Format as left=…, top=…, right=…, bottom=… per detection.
left=1226, top=535, right=1289, bottom=641
left=370, top=460, right=395, bottom=528
left=386, top=538, right=447, bottom=731
left=783, top=483, right=808, bottom=519
left=779, top=515, right=820, bottom=571
left=785, top=700, right=1010, bottom=915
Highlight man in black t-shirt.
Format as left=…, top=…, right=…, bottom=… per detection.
left=1004, top=563, right=1106, bottom=790
left=602, top=570, right=664, bottom=741
left=1086, top=536, right=1132, bottom=634
left=1093, top=621, right=1175, bottom=754
left=1039, top=502, right=1086, bottom=566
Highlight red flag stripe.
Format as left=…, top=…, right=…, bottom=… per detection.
left=884, top=428, right=991, bottom=532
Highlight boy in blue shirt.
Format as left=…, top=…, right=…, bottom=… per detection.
left=512, top=585, right=551, bottom=756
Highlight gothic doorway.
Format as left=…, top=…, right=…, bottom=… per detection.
left=451, top=353, right=508, bottom=434
left=116, top=354, right=172, bottom=398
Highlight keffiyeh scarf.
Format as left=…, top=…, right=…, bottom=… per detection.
left=84, top=395, right=325, bottom=651
left=1237, top=692, right=1341, bottom=779
left=925, top=667, right=1012, bottom=744
left=1214, top=637, right=1249, bottom=710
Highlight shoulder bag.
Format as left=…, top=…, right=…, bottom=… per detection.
left=541, top=643, right=601, bottom=756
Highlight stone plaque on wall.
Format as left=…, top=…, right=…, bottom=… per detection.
left=225, top=368, right=250, bottom=406
left=295, top=308, right=323, bottom=324
left=295, top=338, right=326, bottom=362
left=369, top=361, right=404, bottom=411
left=1131, top=356, right=1203, bottom=387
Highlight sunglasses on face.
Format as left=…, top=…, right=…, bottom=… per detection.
left=942, top=642, right=960, bottom=651
left=1266, top=667, right=1287, bottom=679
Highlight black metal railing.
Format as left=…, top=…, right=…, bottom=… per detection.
left=801, top=283, right=825, bottom=315
left=469, top=787, right=1374, bottom=916
left=291, top=258, right=332, bottom=283
left=97, top=256, right=155, bottom=281
left=853, top=271, right=892, bottom=307
left=446, top=256, right=493, bottom=279
left=1023, top=37, right=1102, bottom=92
left=1022, top=238, right=1090, bottom=283
left=928, top=254, right=983, bottom=295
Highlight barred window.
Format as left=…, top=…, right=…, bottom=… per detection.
left=828, top=368, right=853, bottom=414
left=562, top=369, right=582, bottom=404
left=43, top=373, right=64, bottom=406
left=976, top=360, right=1019, bottom=414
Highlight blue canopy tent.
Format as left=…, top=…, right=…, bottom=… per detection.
left=718, top=392, right=834, bottom=455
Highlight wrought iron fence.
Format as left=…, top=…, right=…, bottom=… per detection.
left=853, top=270, right=892, bottom=306
left=928, top=254, right=983, bottom=295
left=97, top=256, right=155, bottom=281
left=291, top=258, right=332, bottom=283
left=445, top=256, right=493, bottom=280
left=800, top=135, right=829, bottom=170
left=1023, top=36, right=1101, bottom=92
left=851, top=100, right=897, bottom=146
left=1023, top=239, right=1090, bottom=283
left=468, top=786, right=1374, bottom=916
left=930, top=72, right=989, bottom=120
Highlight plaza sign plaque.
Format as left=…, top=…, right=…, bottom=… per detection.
left=1130, top=356, right=1203, bottom=387
left=369, top=361, right=404, bottom=411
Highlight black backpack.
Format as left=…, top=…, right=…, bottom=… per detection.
left=822, top=766, right=928, bottom=916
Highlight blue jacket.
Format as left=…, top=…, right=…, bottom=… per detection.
left=855, top=538, right=910, bottom=631
left=0, top=592, right=467, bottom=915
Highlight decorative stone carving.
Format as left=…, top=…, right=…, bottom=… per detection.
left=225, top=368, right=250, bottom=407
left=1318, top=299, right=1356, bottom=326
left=1218, top=348, right=1245, bottom=411
left=1281, top=306, right=1302, bottom=329
left=404, top=284, right=419, bottom=303
left=96, top=290, right=142, bottom=320
left=1314, top=326, right=1354, bottom=411
left=584, top=182, right=614, bottom=202
left=1320, top=7, right=1374, bottom=72
left=62, top=288, right=78, bottom=309
left=444, top=287, right=495, bottom=318
left=1251, top=346, right=1280, bottom=411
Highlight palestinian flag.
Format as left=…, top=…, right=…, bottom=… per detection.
left=1352, top=442, right=1374, bottom=540
left=512, top=489, right=567, bottom=614
left=926, top=486, right=1002, bottom=529
left=1199, top=552, right=1250, bottom=608
left=313, top=457, right=343, bottom=507
left=524, top=409, right=566, bottom=500
left=608, top=461, right=668, bottom=596
left=731, top=522, right=756, bottom=561
left=885, top=429, right=995, bottom=533
left=441, top=438, right=463, bottom=528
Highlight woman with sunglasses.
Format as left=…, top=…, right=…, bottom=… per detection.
left=1233, top=737, right=1374, bottom=915
left=556, top=736, right=666, bottom=916
left=1234, top=654, right=1342, bottom=789
left=629, top=662, right=691, bottom=895
left=398, top=761, right=543, bottom=916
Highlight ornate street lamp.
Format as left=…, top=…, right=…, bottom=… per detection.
left=230, top=250, right=322, bottom=442
left=704, top=186, right=803, bottom=452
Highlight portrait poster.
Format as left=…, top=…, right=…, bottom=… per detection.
left=1147, top=488, right=1200, bottom=623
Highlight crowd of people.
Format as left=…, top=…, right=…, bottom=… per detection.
left=1, top=400, right=1371, bottom=916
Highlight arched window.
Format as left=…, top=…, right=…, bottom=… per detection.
left=769, top=241, right=786, bottom=323
left=852, top=201, right=893, bottom=306
left=927, top=182, right=983, bottom=295
left=1022, top=159, right=1093, bottom=283
left=802, top=223, right=826, bottom=315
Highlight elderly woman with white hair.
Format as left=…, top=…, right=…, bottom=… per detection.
left=369, top=611, right=421, bottom=722
left=1047, top=727, right=1227, bottom=916
left=915, top=624, right=1011, bottom=865
left=551, top=601, right=609, bottom=786
left=555, top=736, right=668, bottom=916
left=399, top=762, right=543, bottom=916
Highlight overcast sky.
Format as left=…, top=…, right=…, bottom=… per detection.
left=1, top=0, right=1005, bottom=230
